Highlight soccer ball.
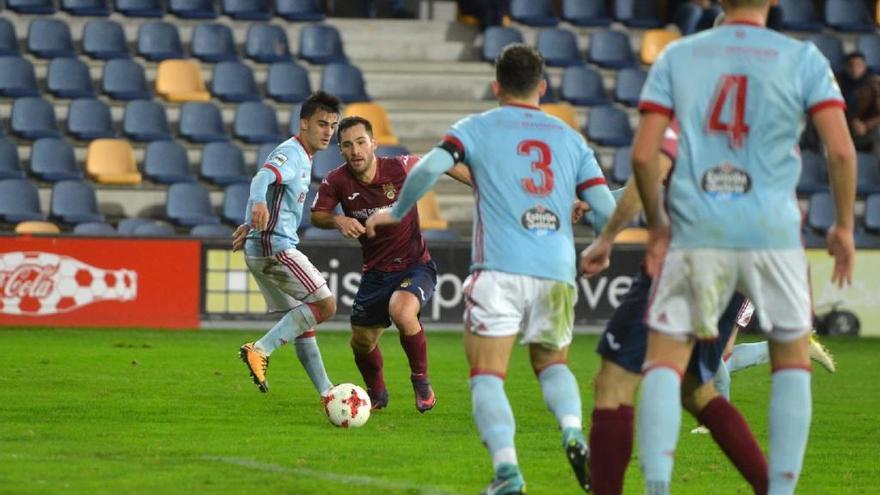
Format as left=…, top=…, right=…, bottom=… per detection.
left=323, top=383, right=371, bottom=428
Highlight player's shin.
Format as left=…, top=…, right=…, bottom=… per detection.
left=589, top=405, right=634, bottom=495
left=353, top=345, right=387, bottom=405
left=470, top=373, right=519, bottom=472
left=537, top=363, right=583, bottom=440
left=255, top=302, right=320, bottom=355
left=294, top=330, right=333, bottom=396
left=698, top=397, right=768, bottom=494
left=638, top=366, right=683, bottom=495
left=768, top=368, right=811, bottom=495
left=399, top=323, right=429, bottom=380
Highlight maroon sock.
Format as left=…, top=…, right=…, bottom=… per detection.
left=698, top=397, right=768, bottom=495
left=353, top=345, right=385, bottom=393
left=589, top=405, right=634, bottom=495
left=399, top=325, right=428, bottom=381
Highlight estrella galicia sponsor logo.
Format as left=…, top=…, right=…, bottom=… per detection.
left=701, top=163, right=751, bottom=197
left=521, top=205, right=560, bottom=235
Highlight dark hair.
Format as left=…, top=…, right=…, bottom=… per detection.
left=337, top=116, right=373, bottom=140
left=300, top=91, right=342, bottom=120
left=495, top=43, right=545, bottom=98
left=846, top=51, right=866, bottom=63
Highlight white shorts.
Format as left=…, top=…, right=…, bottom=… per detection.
left=646, top=248, right=812, bottom=342
left=246, top=248, right=332, bottom=313
left=462, top=270, right=577, bottom=350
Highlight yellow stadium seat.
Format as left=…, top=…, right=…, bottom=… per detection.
left=15, top=221, right=60, bottom=234
left=418, top=190, right=448, bottom=230
left=86, top=139, right=142, bottom=185
left=155, top=59, right=211, bottom=102
left=540, top=103, right=579, bottom=130
left=343, top=102, right=399, bottom=146
left=614, top=227, right=649, bottom=244
left=640, top=29, right=681, bottom=65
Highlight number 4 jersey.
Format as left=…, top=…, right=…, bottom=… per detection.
left=639, top=22, right=845, bottom=250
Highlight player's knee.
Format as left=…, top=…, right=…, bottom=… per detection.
left=682, top=382, right=717, bottom=416
left=312, top=297, right=336, bottom=323
left=350, top=329, right=377, bottom=353
left=388, top=302, right=417, bottom=329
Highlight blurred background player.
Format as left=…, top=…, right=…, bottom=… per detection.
left=310, top=115, right=471, bottom=412
left=365, top=44, right=616, bottom=495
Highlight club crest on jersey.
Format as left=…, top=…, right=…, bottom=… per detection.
left=701, top=162, right=751, bottom=197
left=383, top=183, right=396, bottom=200
left=521, top=205, right=560, bottom=236
left=399, top=278, right=412, bottom=288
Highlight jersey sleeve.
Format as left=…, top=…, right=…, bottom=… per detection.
left=311, top=176, right=339, bottom=212
left=638, top=48, right=675, bottom=117
left=400, top=155, right=421, bottom=174
left=574, top=137, right=607, bottom=192
left=801, top=43, right=846, bottom=116
left=439, top=115, right=478, bottom=165
left=262, top=145, right=300, bottom=184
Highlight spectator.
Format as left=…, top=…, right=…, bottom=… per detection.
left=457, top=0, right=510, bottom=31
left=837, top=52, right=880, bottom=154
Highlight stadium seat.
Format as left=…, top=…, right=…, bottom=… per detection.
left=509, top=0, right=559, bottom=26
left=11, top=97, right=61, bottom=139
left=611, top=146, right=632, bottom=185
left=857, top=152, right=880, bottom=195
left=321, top=63, right=370, bottom=103
left=82, top=20, right=128, bottom=60
left=133, top=220, right=176, bottom=236
left=137, top=22, right=183, bottom=61
left=221, top=182, right=249, bottom=225
left=807, top=191, right=834, bottom=233
left=544, top=73, right=560, bottom=103
left=47, top=58, right=95, bottom=98
left=560, top=65, right=608, bottom=106
left=102, top=59, right=151, bottom=100
left=0, top=137, right=24, bottom=180
left=614, top=0, right=663, bottom=28
left=562, top=0, right=612, bottom=27
left=0, top=18, right=20, bottom=56
left=417, top=191, right=448, bottom=230
left=73, top=221, right=117, bottom=235
left=614, top=227, right=648, bottom=243
left=288, top=103, right=304, bottom=134
left=312, top=145, right=344, bottom=181
left=27, top=19, right=75, bottom=59
left=62, top=0, right=110, bottom=16
left=614, top=67, right=647, bottom=107
left=31, top=138, right=83, bottom=182
left=0, top=57, right=39, bottom=97
left=864, top=193, right=880, bottom=233
left=536, top=28, right=581, bottom=67
left=797, top=150, right=829, bottom=195
left=86, top=139, right=142, bottom=185
left=8, top=0, right=55, bottom=14
left=256, top=142, right=281, bottom=169
left=276, top=0, right=325, bottom=21
left=482, top=26, right=524, bottom=63
left=223, top=0, right=271, bottom=20
left=299, top=24, right=347, bottom=64
left=192, top=23, right=237, bottom=62
left=51, top=180, right=105, bottom=225
left=585, top=105, right=633, bottom=147
left=641, top=30, right=680, bottom=65
left=246, top=24, right=291, bottom=63
left=825, top=0, right=874, bottom=32
left=422, top=229, right=461, bottom=242
left=539, top=103, right=579, bottom=130
left=211, top=61, right=260, bottom=102
left=116, top=0, right=163, bottom=17
left=588, top=30, right=636, bottom=69
left=343, top=102, right=399, bottom=145
left=201, top=141, right=249, bottom=185
left=118, top=217, right=154, bottom=235
left=179, top=102, right=228, bottom=143
left=267, top=61, right=311, bottom=103
left=776, top=0, right=823, bottom=32
left=155, top=59, right=211, bottom=102
left=234, top=102, right=281, bottom=144
left=15, top=221, right=60, bottom=234
left=123, top=100, right=171, bottom=142
left=144, top=140, right=196, bottom=184
left=857, top=35, right=880, bottom=74
left=167, top=182, right=220, bottom=226
left=673, top=2, right=703, bottom=35
left=807, top=35, right=845, bottom=73
left=0, top=179, right=44, bottom=223
left=191, top=223, right=234, bottom=238
left=68, top=98, right=115, bottom=140
left=376, top=145, right=410, bottom=157
left=169, top=0, right=216, bottom=19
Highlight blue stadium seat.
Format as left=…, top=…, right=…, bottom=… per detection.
left=51, top=180, right=105, bottom=225
left=777, top=0, right=823, bottom=32
left=167, top=182, right=220, bottom=226
left=11, top=97, right=61, bottom=139
left=588, top=30, right=636, bottom=69
left=509, top=0, right=559, bottom=27
left=288, top=103, right=303, bottom=134
left=540, top=72, right=559, bottom=104
left=0, top=137, right=25, bottom=180
left=865, top=193, right=880, bottom=233
left=611, top=146, right=632, bottom=185
left=797, top=150, right=829, bottom=195
left=82, top=20, right=128, bottom=59
left=221, top=183, right=249, bottom=225
left=8, top=0, right=55, bottom=14
left=137, top=22, right=184, bottom=61
left=169, top=0, right=216, bottom=18
left=614, top=0, right=663, bottom=28
left=256, top=142, right=281, bottom=169
left=482, top=26, right=524, bottom=63
left=267, top=61, right=311, bottom=102
left=31, top=138, right=83, bottom=182
left=179, top=102, right=228, bottom=143
left=201, top=141, right=249, bottom=185
left=118, top=217, right=154, bottom=235
left=312, top=146, right=343, bottom=182
left=133, top=220, right=177, bottom=236
left=245, top=24, right=291, bottom=63
left=320, top=63, right=369, bottom=103
left=223, top=0, right=270, bottom=20
left=102, top=59, right=152, bottom=100
left=807, top=191, right=834, bottom=234
left=376, top=145, right=410, bottom=157
left=807, top=34, right=845, bottom=73
left=116, top=0, right=163, bottom=17
left=536, top=28, right=581, bottom=67
left=73, top=221, right=117, bottom=236
left=191, top=223, right=234, bottom=238
left=276, top=0, right=325, bottom=21
left=0, top=18, right=20, bottom=55
left=192, top=23, right=237, bottom=62
left=143, top=140, right=195, bottom=184
left=673, top=3, right=703, bottom=35
left=234, top=102, right=281, bottom=144
left=211, top=61, right=260, bottom=102
left=123, top=100, right=171, bottom=142
left=27, top=19, right=75, bottom=58
left=47, top=57, right=95, bottom=98
left=857, top=35, right=880, bottom=74
left=585, top=105, right=632, bottom=147
left=825, top=0, right=874, bottom=32
left=62, top=0, right=110, bottom=16
left=68, top=98, right=116, bottom=140
left=0, top=179, right=44, bottom=222
left=0, top=57, right=39, bottom=97
left=422, top=229, right=461, bottom=242
left=857, top=152, right=880, bottom=195
left=562, top=0, right=611, bottom=27
left=561, top=65, right=608, bottom=106
left=614, top=67, right=647, bottom=107
left=301, top=226, right=346, bottom=240
left=299, top=24, right=346, bottom=64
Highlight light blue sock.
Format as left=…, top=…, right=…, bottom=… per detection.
left=255, top=304, right=318, bottom=355
left=714, top=358, right=731, bottom=401
left=537, top=364, right=584, bottom=445
left=470, top=374, right=518, bottom=471
left=769, top=369, right=811, bottom=495
left=638, top=367, right=682, bottom=495
left=728, top=342, right=769, bottom=373
left=294, top=334, right=333, bottom=396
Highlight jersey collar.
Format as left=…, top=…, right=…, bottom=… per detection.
left=294, top=135, right=313, bottom=161
left=724, top=20, right=765, bottom=28
left=504, top=102, right=541, bottom=111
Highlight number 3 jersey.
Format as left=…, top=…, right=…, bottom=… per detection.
left=639, top=22, right=845, bottom=250
left=442, top=104, right=609, bottom=287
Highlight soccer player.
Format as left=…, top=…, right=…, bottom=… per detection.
left=236, top=91, right=343, bottom=403
left=310, top=115, right=471, bottom=412
left=365, top=44, right=617, bottom=495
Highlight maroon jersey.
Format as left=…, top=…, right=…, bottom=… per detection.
left=312, top=155, right=432, bottom=272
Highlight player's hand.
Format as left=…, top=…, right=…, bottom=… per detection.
left=251, top=202, right=270, bottom=231
left=231, top=224, right=250, bottom=252
left=335, top=215, right=366, bottom=239
left=644, top=224, right=670, bottom=278
left=852, top=119, right=867, bottom=136
left=572, top=200, right=590, bottom=224
left=826, top=224, right=855, bottom=288
left=580, top=236, right=613, bottom=277
left=365, top=209, right=400, bottom=238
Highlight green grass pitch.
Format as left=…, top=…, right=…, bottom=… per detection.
left=1, top=328, right=878, bottom=494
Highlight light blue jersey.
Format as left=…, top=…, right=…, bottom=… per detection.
left=244, top=136, right=313, bottom=257
left=639, top=23, right=845, bottom=249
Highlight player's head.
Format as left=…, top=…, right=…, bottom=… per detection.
left=338, top=116, right=378, bottom=175
left=492, top=43, right=547, bottom=103
left=299, top=91, right=341, bottom=153
left=845, top=52, right=867, bottom=79
left=720, top=0, right=773, bottom=10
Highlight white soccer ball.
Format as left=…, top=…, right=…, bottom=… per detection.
left=324, top=383, right=371, bottom=428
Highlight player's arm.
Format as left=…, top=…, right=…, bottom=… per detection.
left=631, top=111, right=672, bottom=277
left=310, top=180, right=365, bottom=239
left=445, top=163, right=472, bottom=186
left=248, top=166, right=279, bottom=231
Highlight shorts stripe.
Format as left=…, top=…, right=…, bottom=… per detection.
left=463, top=270, right=482, bottom=332
left=277, top=251, right=318, bottom=293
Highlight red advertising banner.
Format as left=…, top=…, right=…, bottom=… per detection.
left=0, top=236, right=201, bottom=329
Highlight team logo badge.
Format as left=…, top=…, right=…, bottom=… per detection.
left=383, top=183, right=396, bottom=200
